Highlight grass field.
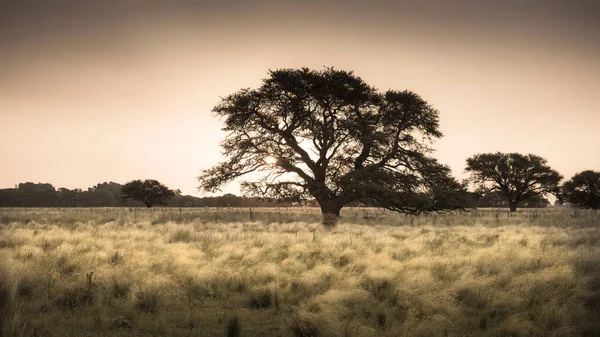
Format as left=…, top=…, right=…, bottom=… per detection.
left=1, top=207, right=599, bottom=337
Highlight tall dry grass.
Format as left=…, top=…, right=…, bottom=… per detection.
left=0, top=207, right=598, bottom=336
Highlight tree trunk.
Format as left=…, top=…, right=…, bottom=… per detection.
left=509, top=202, right=517, bottom=212
left=318, top=199, right=342, bottom=227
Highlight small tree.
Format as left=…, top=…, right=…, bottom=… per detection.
left=121, top=179, right=176, bottom=208
left=465, top=152, right=562, bottom=212
left=561, top=170, right=600, bottom=209
left=198, top=67, right=467, bottom=225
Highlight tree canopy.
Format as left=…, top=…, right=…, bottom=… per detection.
left=121, top=179, right=176, bottom=208
left=198, top=67, right=467, bottom=224
left=561, top=170, right=600, bottom=209
left=465, top=152, right=562, bottom=212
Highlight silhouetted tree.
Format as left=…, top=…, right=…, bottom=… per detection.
left=175, top=195, right=196, bottom=207
left=561, top=170, right=600, bottom=209
left=198, top=67, right=468, bottom=225
left=465, top=152, right=561, bottom=212
left=16, top=183, right=57, bottom=206
left=121, top=179, right=175, bottom=208
left=85, top=189, right=119, bottom=207
left=0, top=188, right=18, bottom=207
left=89, top=182, right=124, bottom=205
left=56, top=188, right=82, bottom=207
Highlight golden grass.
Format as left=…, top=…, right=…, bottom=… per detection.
left=0, top=207, right=599, bottom=336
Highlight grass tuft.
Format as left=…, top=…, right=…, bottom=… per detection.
left=135, top=286, right=161, bottom=313
left=169, top=229, right=193, bottom=243
left=289, top=313, right=320, bottom=337
left=107, top=251, right=124, bottom=265
left=110, top=276, right=132, bottom=299
left=226, top=312, right=243, bottom=337
left=55, top=286, right=94, bottom=310
left=248, top=287, right=280, bottom=309
left=56, top=255, right=78, bottom=276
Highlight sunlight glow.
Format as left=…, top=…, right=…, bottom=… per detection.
left=264, top=156, right=278, bottom=165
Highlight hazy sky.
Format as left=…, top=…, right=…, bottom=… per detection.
left=1, top=0, right=598, bottom=196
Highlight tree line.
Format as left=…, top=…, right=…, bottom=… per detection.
left=0, top=168, right=597, bottom=212
left=0, top=181, right=279, bottom=208
left=0, top=178, right=567, bottom=209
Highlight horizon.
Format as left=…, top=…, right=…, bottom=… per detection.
left=1, top=0, right=598, bottom=196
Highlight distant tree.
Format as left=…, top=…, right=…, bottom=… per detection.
left=561, top=170, right=600, bottom=209
left=217, top=194, right=245, bottom=207
left=519, top=194, right=551, bottom=208
left=121, top=179, right=176, bottom=208
left=465, top=152, right=562, bottom=212
left=174, top=195, right=196, bottom=207
left=0, top=188, right=18, bottom=207
left=89, top=182, right=124, bottom=205
left=84, top=189, right=119, bottom=207
left=56, top=188, right=82, bottom=207
left=198, top=67, right=468, bottom=225
left=16, top=182, right=57, bottom=207
left=469, top=190, right=550, bottom=208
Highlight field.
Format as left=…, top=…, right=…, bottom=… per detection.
left=1, top=207, right=599, bottom=337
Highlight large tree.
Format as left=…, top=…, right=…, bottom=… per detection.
left=465, top=152, right=562, bottom=212
left=198, top=67, right=467, bottom=224
left=121, top=179, right=175, bottom=208
left=561, top=170, right=600, bottom=209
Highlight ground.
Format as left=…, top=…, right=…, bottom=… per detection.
left=1, top=207, right=599, bottom=337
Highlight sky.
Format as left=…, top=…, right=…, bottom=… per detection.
left=1, top=0, right=599, bottom=196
